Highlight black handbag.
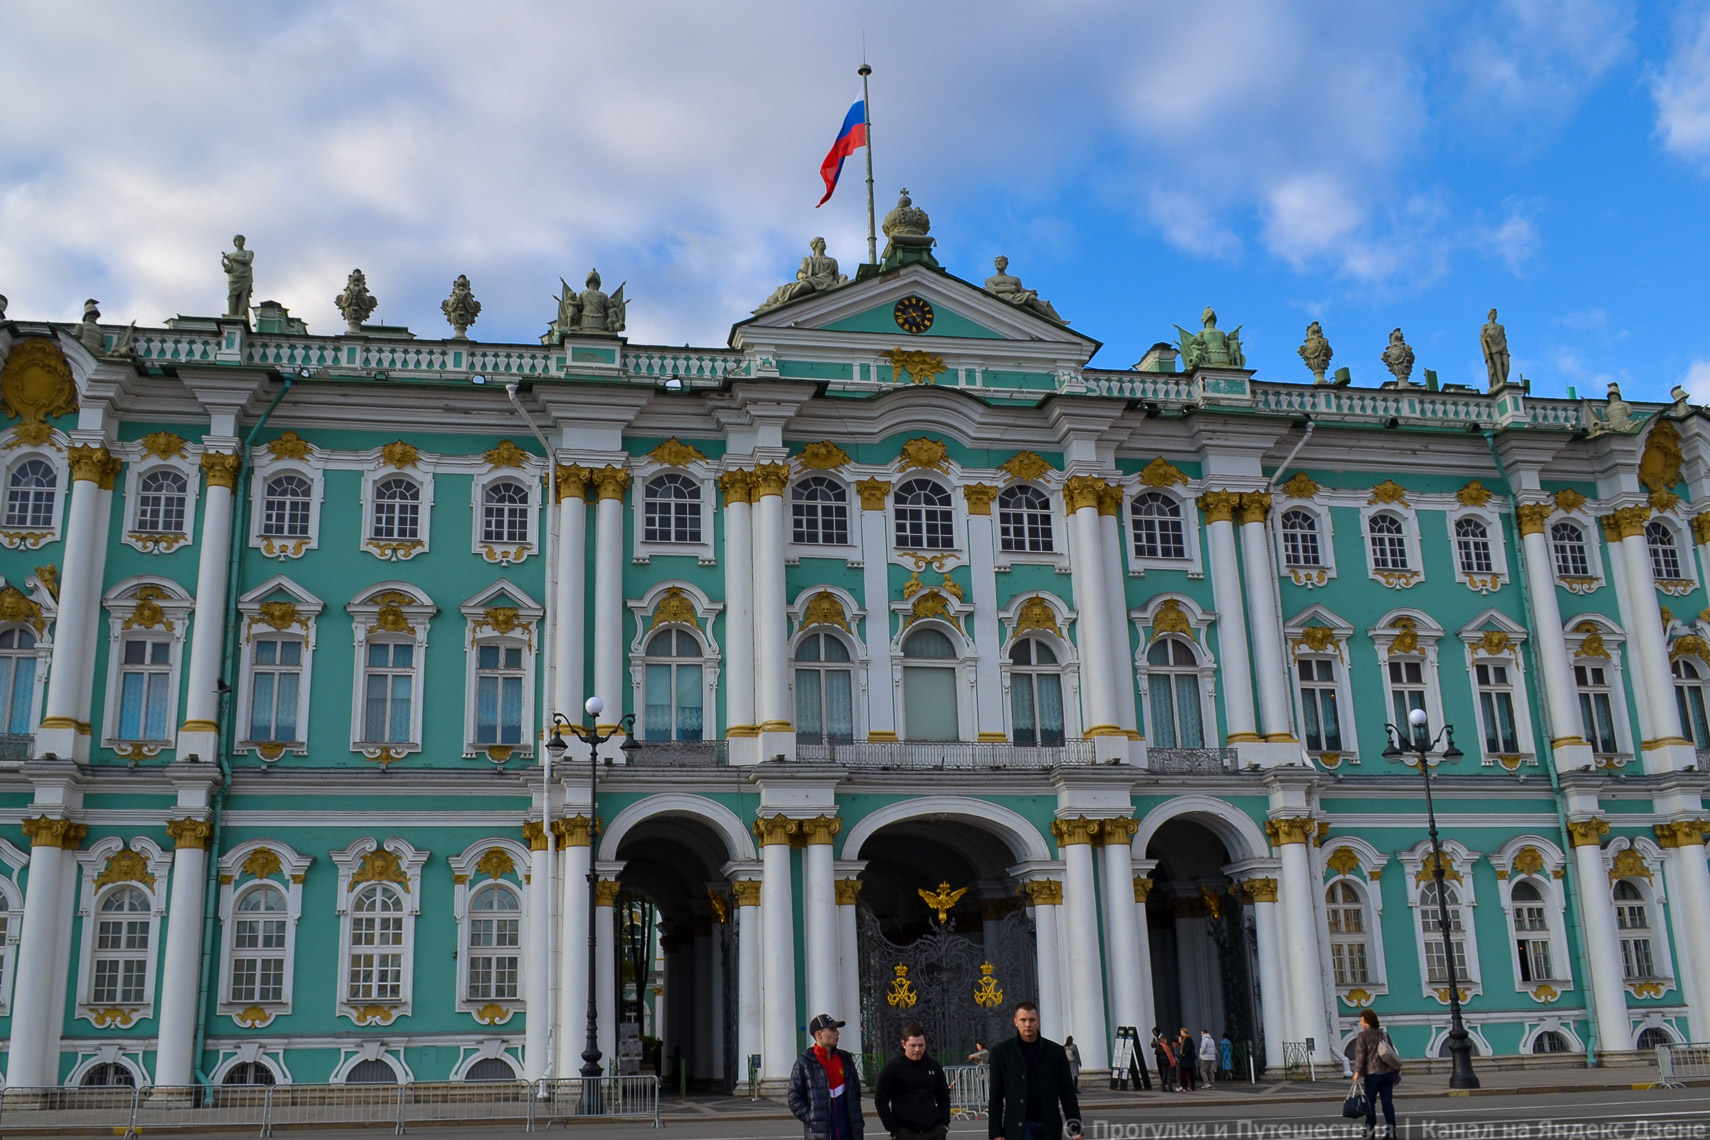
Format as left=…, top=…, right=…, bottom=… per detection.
left=1341, top=1077, right=1369, bottom=1120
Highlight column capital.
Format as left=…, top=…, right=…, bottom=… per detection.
left=799, top=814, right=842, bottom=846
left=522, top=820, right=549, bottom=851
left=593, top=878, right=622, bottom=907
left=1264, top=815, right=1317, bottom=847
left=753, top=815, right=799, bottom=846
left=834, top=877, right=863, bottom=905
left=1050, top=816, right=1101, bottom=848
left=1693, top=511, right=1710, bottom=546
left=962, top=483, right=998, bottom=515
left=731, top=878, right=762, bottom=907
left=1567, top=817, right=1611, bottom=847
left=1654, top=818, right=1709, bottom=848
left=1132, top=876, right=1154, bottom=903
left=199, top=450, right=242, bottom=491
left=551, top=814, right=598, bottom=848
left=68, top=444, right=121, bottom=487
left=1196, top=489, right=1242, bottom=524
left=1096, top=484, right=1124, bottom=517
left=1063, top=475, right=1106, bottom=514
left=20, top=815, right=86, bottom=849
left=165, top=817, right=212, bottom=850
left=554, top=464, right=592, bottom=503
left=1602, top=505, right=1651, bottom=541
left=1023, top=878, right=1063, bottom=905
left=592, top=465, right=630, bottom=502
left=1098, top=816, right=1139, bottom=846
left=1238, top=491, right=1272, bottom=525
left=1516, top=501, right=1553, bottom=536
left=855, top=478, right=891, bottom=511
left=752, top=463, right=791, bottom=498
left=1240, top=876, right=1279, bottom=903
left=717, top=469, right=755, bottom=505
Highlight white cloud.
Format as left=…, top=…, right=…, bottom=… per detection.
left=1654, top=4, right=1710, bottom=164
left=1684, top=358, right=1710, bottom=402
left=1456, top=0, right=1633, bottom=130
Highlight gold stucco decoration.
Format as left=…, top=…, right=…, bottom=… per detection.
left=476, top=848, right=515, bottom=880
left=1456, top=480, right=1494, bottom=507
left=381, top=440, right=418, bottom=469
left=1553, top=488, right=1588, bottom=513
left=95, top=849, right=156, bottom=889
left=1281, top=472, right=1320, bottom=499
left=473, top=1003, right=510, bottom=1025
left=1013, top=596, right=1062, bottom=638
left=0, top=585, right=45, bottom=636
left=1672, top=633, right=1710, bottom=662
left=484, top=439, right=529, bottom=469
left=903, top=589, right=960, bottom=632
left=254, top=600, right=302, bottom=632
left=200, top=451, right=242, bottom=490
left=1291, top=625, right=1343, bottom=662
left=367, top=590, right=418, bottom=636
left=350, top=848, right=409, bottom=891
left=1326, top=847, right=1362, bottom=877
left=1566, top=818, right=1610, bottom=847
left=139, top=431, right=187, bottom=460
left=1368, top=479, right=1410, bottom=506
left=801, top=590, right=850, bottom=631
left=883, top=347, right=948, bottom=385
left=962, top=483, right=998, bottom=515
left=1148, top=598, right=1192, bottom=641
left=1414, top=850, right=1463, bottom=885
left=265, top=431, right=313, bottom=461
left=649, top=586, right=699, bottom=629
left=796, top=440, right=852, bottom=470
left=855, top=478, right=891, bottom=510
left=648, top=438, right=707, bottom=467
left=1139, top=457, right=1189, bottom=488
left=1000, top=450, right=1053, bottom=482
left=242, top=848, right=283, bottom=879
left=1640, top=418, right=1684, bottom=494
left=1511, top=846, right=1545, bottom=877
left=898, top=437, right=950, bottom=473
left=123, top=584, right=174, bottom=631
left=1388, top=617, right=1420, bottom=656
left=918, top=881, right=968, bottom=922
left=1573, top=623, right=1610, bottom=658
left=1477, top=630, right=1515, bottom=657
left=1609, top=848, right=1652, bottom=883
left=0, top=339, right=79, bottom=440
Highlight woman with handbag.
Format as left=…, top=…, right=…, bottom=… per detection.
left=1349, top=1009, right=1400, bottom=1138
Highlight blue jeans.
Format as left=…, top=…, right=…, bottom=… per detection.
left=1362, top=1071, right=1397, bottom=1131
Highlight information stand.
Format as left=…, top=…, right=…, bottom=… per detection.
left=1109, top=1026, right=1150, bottom=1090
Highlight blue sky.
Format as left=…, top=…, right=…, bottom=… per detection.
left=4, top=1, right=1710, bottom=402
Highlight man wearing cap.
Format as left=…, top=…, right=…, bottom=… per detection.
left=789, top=1013, right=866, bottom=1140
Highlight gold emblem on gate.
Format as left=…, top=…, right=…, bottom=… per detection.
left=886, top=964, right=919, bottom=1009
left=918, top=881, right=968, bottom=923
left=974, top=963, right=1004, bottom=1009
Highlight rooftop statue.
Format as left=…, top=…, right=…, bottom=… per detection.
left=441, top=275, right=481, bottom=339
left=1586, top=381, right=1639, bottom=436
left=74, top=299, right=104, bottom=354
left=0, top=294, right=8, bottom=320
left=983, top=256, right=1066, bottom=324
left=1671, top=384, right=1693, bottom=417
left=1297, top=321, right=1332, bottom=384
left=547, top=269, right=627, bottom=343
left=1481, top=308, right=1510, bottom=390
left=335, top=269, right=378, bottom=333
left=222, top=235, right=254, bottom=320
left=754, top=237, right=848, bottom=314
left=1380, top=327, right=1416, bottom=386
left=1175, top=307, right=1245, bottom=371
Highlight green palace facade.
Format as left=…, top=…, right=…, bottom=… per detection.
left=1, top=198, right=1709, bottom=1090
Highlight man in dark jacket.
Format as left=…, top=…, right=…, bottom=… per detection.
left=788, top=1013, right=866, bottom=1140
left=987, top=1002, right=1081, bottom=1140
left=874, top=1024, right=951, bottom=1140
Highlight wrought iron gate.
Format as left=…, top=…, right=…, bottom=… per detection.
left=858, top=908, right=1036, bottom=1058
left=721, top=914, right=739, bottom=1091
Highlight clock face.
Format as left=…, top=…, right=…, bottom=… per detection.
left=893, top=296, right=934, bottom=334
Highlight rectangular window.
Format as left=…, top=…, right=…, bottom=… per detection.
left=1388, top=659, right=1427, bottom=745
left=1421, top=918, right=1469, bottom=984
left=1475, top=662, right=1521, bottom=754
left=895, top=506, right=954, bottom=550
left=348, top=915, right=404, bottom=1001
left=792, top=500, right=849, bottom=545
left=1330, top=942, right=1369, bottom=986
left=231, top=921, right=287, bottom=1003
left=1296, top=658, right=1344, bottom=752
left=475, top=644, right=525, bottom=745
left=467, top=914, right=521, bottom=1001
left=0, top=650, right=37, bottom=736
left=1575, top=663, right=1619, bottom=754
left=117, top=638, right=171, bottom=741
left=248, top=637, right=302, bottom=743
left=363, top=643, right=415, bottom=744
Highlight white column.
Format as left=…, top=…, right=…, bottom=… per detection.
left=1238, top=495, right=1292, bottom=740
left=858, top=484, right=898, bottom=740
left=8, top=821, right=80, bottom=1087
left=591, top=468, right=629, bottom=739
left=757, top=818, right=799, bottom=1080
left=37, top=447, right=114, bottom=758
left=557, top=820, right=593, bottom=1078
left=554, top=468, right=589, bottom=725
left=964, top=488, right=1007, bottom=740
left=177, top=455, right=239, bottom=759
left=152, top=820, right=211, bottom=1086
left=75, top=480, right=117, bottom=750
left=718, top=472, right=757, bottom=758
left=1057, top=820, right=1109, bottom=1070
left=1658, top=820, right=1710, bottom=1038
left=835, top=879, right=863, bottom=1060
left=1099, top=822, right=1145, bottom=1036
left=1065, top=481, right=1120, bottom=751
left=801, top=818, right=840, bottom=1022
left=1273, top=821, right=1332, bottom=1062
left=595, top=874, right=619, bottom=1071
left=1569, top=825, right=1634, bottom=1051
left=1198, top=493, right=1258, bottom=742
left=1611, top=512, right=1689, bottom=770
left=1132, top=875, right=1158, bottom=1037
left=734, top=880, right=764, bottom=1086
left=1244, top=878, right=1287, bottom=1070
left=752, top=465, right=794, bottom=759
left=1025, top=880, right=1067, bottom=1044
left=1098, top=491, right=1139, bottom=738
left=524, top=824, right=555, bottom=1079
left=1517, top=508, right=1596, bottom=768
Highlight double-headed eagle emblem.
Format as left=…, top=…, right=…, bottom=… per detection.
left=917, top=881, right=968, bottom=923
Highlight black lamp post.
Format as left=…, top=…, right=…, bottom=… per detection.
left=1382, top=706, right=1479, bottom=1090
left=544, top=695, right=639, bottom=1109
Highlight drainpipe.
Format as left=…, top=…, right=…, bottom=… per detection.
left=1483, top=430, right=1600, bottom=1065
left=189, top=376, right=293, bottom=1085
left=1264, top=418, right=1316, bottom=492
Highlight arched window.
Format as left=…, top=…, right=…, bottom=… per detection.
left=894, top=479, right=953, bottom=550
left=1510, top=880, right=1554, bottom=982
left=260, top=474, right=312, bottom=537
left=475, top=641, right=525, bottom=745
left=901, top=627, right=959, bottom=741
left=466, top=884, right=521, bottom=1002
left=643, top=473, right=700, bottom=544
left=482, top=480, right=530, bottom=544
left=0, top=627, right=37, bottom=736
left=347, top=884, right=405, bottom=1003
left=4, top=459, right=56, bottom=529
left=1146, top=638, right=1203, bottom=749
left=1454, top=517, right=1493, bottom=576
left=1575, top=660, right=1619, bottom=755
left=1531, top=1030, right=1571, bottom=1054
left=1614, top=880, right=1657, bottom=979
left=1647, top=521, right=1683, bottom=580
left=792, top=477, right=848, bottom=545
left=1280, top=509, right=1321, bottom=567
left=362, top=641, right=415, bottom=744
left=248, top=635, right=302, bottom=744
left=643, top=629, right=703, bottom=741
left=1368, top=513, right=1409, bottom=570
left=223, top=1061, right=277, bottom=1086
left=372, top=477, right=420, bottom=541
left=1673, top=659, right=1710, bottom=747
left=1435, top=1037, right=1483, bottom=1058
left=1551, top=521, right=1590, bottom=577
left=230, top=884, right=287, bottom=1005
left=1131, top=493, right=1186, bottom=559
left=135, top=470, right=188, bottom=535
left=1417, top=881, right=1469, bottom=984
left=81, top=1062, right=136, bottom=1087
left=465, top=1057, right=519, bottom=1082
left=794, top=630, right=854, bottom=744
left=346, top=1058, right=399, bottom=1084
left=91, top=886, right=151, bottom=1006
left=1009, top=638, right=1065, bottom=747
left=1325, top=881, right=1370, bottom=986
left=1637, top=1027, right=1674, bottom=1050
left=998, top=486, right=1053, bottom=553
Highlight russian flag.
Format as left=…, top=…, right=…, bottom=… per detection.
left=817, top=93, right=866, bottom=207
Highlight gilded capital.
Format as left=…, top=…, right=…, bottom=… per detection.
left=68, top=444, right=117, bottom=486
left=1654, top=818, right=1709, bottom=848
left=1132, top=876, right=1154, bottom=903
left=1096, top=484, right=1125, bottom=517
left=165, top=817, right=212, bottom=850
left=1242, top=877, right=1279, bottom=903
left=200, top=451, right=243, bottom=490
left=962, top=483, right=998, bottom=515
left=753, top=815, right=799, bottom=846
left=855, top=478, right=891, bottom=511
left=1264, top=816, right=1316, bottom=847
left=1604, top=506, right=1652, bottom=541
left=752, top=463, right=791, bottom=498
left=551, top=814, right=597, bottom=848
left=594, top=879, right=623, bottom=907
left=1238, top=491, right=1272, bottom=525
left=592, top=465, right=630, bottom=502
left=1196, top=489, right=1241, bottom=524
left=20, top=816, right=86, bottom=849
left=799, top=814, right=842, bottom=846
left=554, top=464, right=591, bottom=503
left=1023, top=878, right=1064, bottom=905
left=1566, top=817, right=1610, bottom=847
left=1050, top=816, right=1101, bottom=848
left=835, top=877, right=864, bottom=905
left=1693, top=512, right=1710, bottom=546
left=717, top=469, right=755, bottom=505
left=1099, top=816, right=1139, bottom=846
left=1063, top=475, right=1106, bottom=514
left=1516, top=502, right=1553, bottom=537
left=731, top=879, right=762, bottom=907
left=522, top=821, right=549, bottom=851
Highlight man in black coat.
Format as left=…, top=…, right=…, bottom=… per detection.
left=874, top=1023, right=951, bottom=1140
left=986, top=1002, right=1082, bottom=1140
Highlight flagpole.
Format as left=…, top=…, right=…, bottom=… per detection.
left=859, top=62, right=876, bottom=266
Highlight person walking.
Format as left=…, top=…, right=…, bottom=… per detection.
left=1150, top=1028, right=1176, bottom=1092
left=875, top=1024, right=950, bottom=1140
left=1351, top=1009, right=1401, bottom=1139
left=1198, top=1029, right=1217, bottom=1088
left=1174, top=1028, right=1197, bottom=1091
left=788, top=1014, right=866, bottom=1140
left=968, top=1041, right=990, bottom=1067
left=1063, top=1035, right=1082, bottom=1091
left=986, top=1001, right=1082, bottom=1140
left=1219, top=1032, right=1233, bottom=1080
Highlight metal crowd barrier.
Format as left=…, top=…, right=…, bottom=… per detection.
left=0, top=1076, right=662, bottom=1137
left=1656, top=1042, right=1710, bottom=1087
left=944, top=1064, right=989, bottom=1119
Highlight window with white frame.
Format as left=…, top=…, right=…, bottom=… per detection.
left=1551, top=522, right=1591, bottom=577
left=643, top=629, right=703, bottom=741
left=247, top=635, right=303, bottom=744
left=261, top=474, right=312, bottom=538
left=1418, top=880, right=1470, bottom=984
left=1510, top=880, right=1556, bottom=982
left=1614, top=880, right=1658, bottom=979
left=1454, top=517, right=1494, bottom=576
left=1575, top=662, right=1621, bottom=755
left=465, top=883, right=521, bottom=1002
left=1388, top=658, right=1429, bottom=744
left=371, top=477, right=421, bottom=543
left=217, top=840, right=309, bottom=1024
left=998, top=486, right=1053, bottom=554
left=1297, top=657, right=1344, bottom=752
left=134, top=470, right=188, bottom=536
left=1326, top=881, right=1371, bottom=985
left=1647, top=521, right=1684, bottom=580
left=1146, top=638, right=1204, bottom=748
left=1369, top=512, right=1410, bottom=570
left=642, top=473, right=701, bottom=544
left=1474, top=661, right=1521, bottom=755
left=116, top=635, right=173, bottom=742
left=331, top=839, right=423, bottom=1022
left=1281, top=508, right=1322, bottom=567
left=0, top=627, right=38, bottom=735
left=794, top=630, right=854, bottom=744
left=791, top=477, right=849, bottom=545
left=229, top=883, right=288, bottom=1004
left=0, top=885, right=14, bottom=1010
left=901, top=627, right=960, bottom=741
left=474, top=642, right=525, bottom=746
left=347, top=883, right=406, bottom=1003
left=90, top=885, right=152, bottom=1006
left=362, top=641, right=416, bottom=744
left=4, top=459, right=56, bottom=530
left=1674, top=659, right=1710, bottom=747
left=482, top=480, right=531, bottom=545
left=1008, top=638, right=1065, bottom=746
left=347, top=587, right=434, bottom=760
left=1131, top=492, right=1186, bottom=559
left=895, top=479, right=953, bottom=550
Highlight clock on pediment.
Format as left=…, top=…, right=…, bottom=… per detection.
left=893, top=296, right=934, bottom=334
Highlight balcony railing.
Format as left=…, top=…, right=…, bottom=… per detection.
left=794, top=739, right=1095, bottom=769
left=0, top=734, right=33, bottom=761
left=1145, top=747, right=1237, bottom=774
left=625, top=740, right=728, bottom=768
